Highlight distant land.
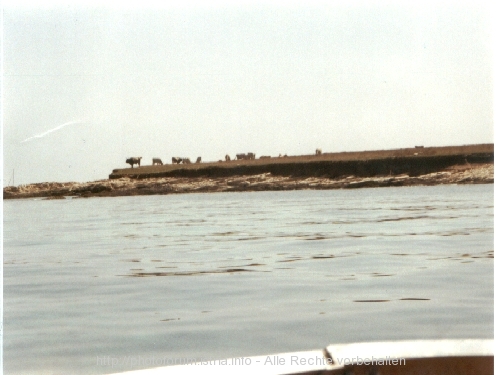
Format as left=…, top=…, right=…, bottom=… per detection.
left=109, top=144, right=494, bottom=179
left=3, top=144, right=494, bottom=200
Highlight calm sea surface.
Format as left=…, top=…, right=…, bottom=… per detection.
left=3, top=184, right=494, bottom=374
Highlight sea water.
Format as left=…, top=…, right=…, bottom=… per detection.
left=3, top=184, right=493, bottom=374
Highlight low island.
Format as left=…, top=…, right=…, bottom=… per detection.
left=3, top=144, right=494, bottom=200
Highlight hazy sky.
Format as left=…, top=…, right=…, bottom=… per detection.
left=2, top=1, right=494, bottom=185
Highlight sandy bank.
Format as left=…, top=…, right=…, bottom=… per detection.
left=3, top=163, right=493, bottom=200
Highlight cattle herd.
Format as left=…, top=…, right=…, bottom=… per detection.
left=125, top=149, right=323, bottom=168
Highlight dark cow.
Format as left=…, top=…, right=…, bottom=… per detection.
left=196, top=157, right=202, bottom=163
left=152, top=158, right=163, bottom=165
left=126, top=157, right=142, bottom=168
left=236, top=153, right=256, bottom=160
left=172, top=157, right=182, bottom=164
left=182, top=158, right=191, bottom=164
left=260, top=156, right=271, bottom=159
left=315, top=148, right=322, bottom=155
left=225, top=154, right=231, bottom=162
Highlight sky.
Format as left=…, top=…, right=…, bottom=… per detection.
left=1, top=1, right=495, bottom=186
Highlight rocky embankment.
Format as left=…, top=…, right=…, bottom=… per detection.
left=3, top=163, right=493, bottom=200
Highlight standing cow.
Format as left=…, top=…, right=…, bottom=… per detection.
left=225, top=155, right=231, bottom=162
left=172, top=157, right=182, bottom=164
left=152, top=158, right=163, bottom=165
left=316, top=149, right=322, bottom=156
left=126, top=157, right=142, bottom=168
left=196, top=157, right=202, bottom=163
left=236, top=153, right=256, bottom=160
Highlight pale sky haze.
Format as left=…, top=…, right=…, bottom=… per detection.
left=2, top=1, right=494, bottom=185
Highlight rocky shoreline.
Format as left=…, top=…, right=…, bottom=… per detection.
left=3, top=163, right=493, bottom=200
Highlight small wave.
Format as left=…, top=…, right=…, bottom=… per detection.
left=376, top=215, right=432, bottom=222
left=304, top=236, right=329, bottom=240
left=311, top=255, right=335, bottom=259
left=237, top=237, right=265, bottom=241
left=212, top=231, right=240, bottom=236
left=217, top=263, right=266, bottom=268
left=121, top=268, right=257, bottom=277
